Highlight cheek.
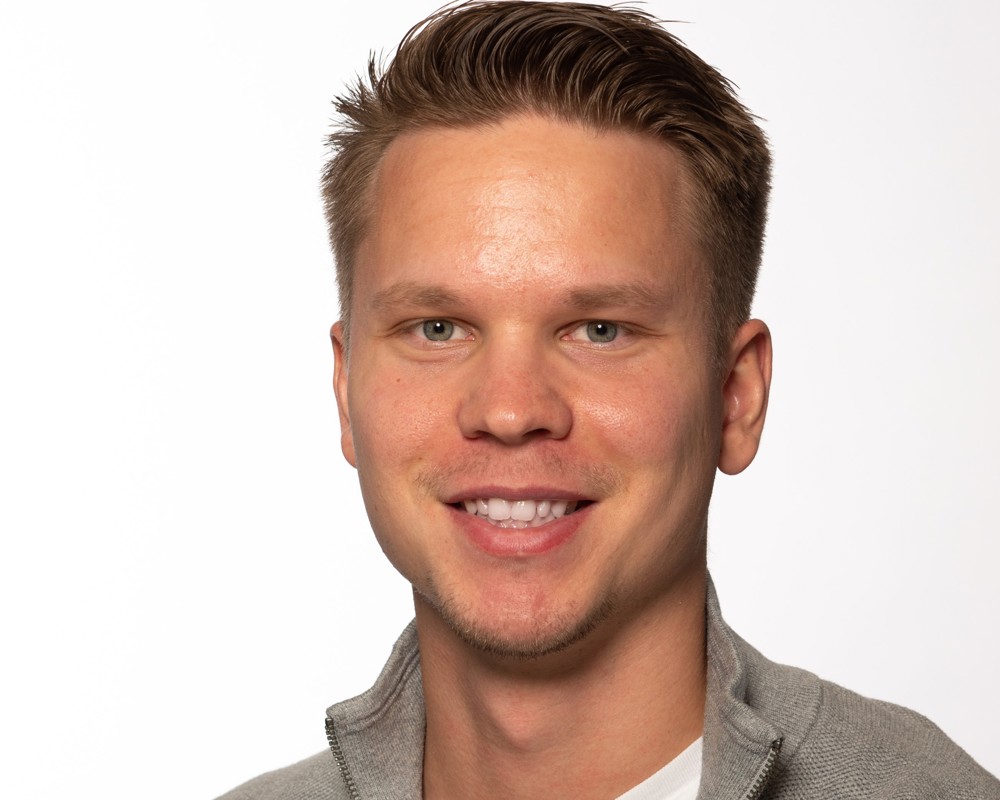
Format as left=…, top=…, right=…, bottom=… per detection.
left=578, top=370, right=721, bottom=480
left=348, top=365, right=458, bottom=496
left=577, top=378, right=683, bottom=454
left=348, top=376, right=445, bottom=577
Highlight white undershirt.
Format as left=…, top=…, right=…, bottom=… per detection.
left=613, top=737, right=702, bottom=800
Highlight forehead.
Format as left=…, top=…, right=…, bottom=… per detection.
left=356, top=115, right=703, bottom=306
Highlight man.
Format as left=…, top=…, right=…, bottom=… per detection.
left=221, top=2, right=999, bottom=798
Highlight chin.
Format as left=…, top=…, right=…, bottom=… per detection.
left=417, top=580, right=618, bottom=661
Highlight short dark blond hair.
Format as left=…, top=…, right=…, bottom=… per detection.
left=323, top=1, right=771, bottom=348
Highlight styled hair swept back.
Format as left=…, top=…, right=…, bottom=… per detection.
left=323, top=0, right=771, bottom=347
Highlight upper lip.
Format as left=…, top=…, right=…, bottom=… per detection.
left=442, top=486, right=594, bottom=504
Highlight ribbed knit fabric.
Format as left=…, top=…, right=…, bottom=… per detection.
left=217, top=578, right=999, bottom=799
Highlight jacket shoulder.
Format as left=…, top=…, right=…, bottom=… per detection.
left=702, top=583, right=997, bottom=798
left=771, top=669, right=999, bottom=798
left=215, top=751, right=347, bottom=800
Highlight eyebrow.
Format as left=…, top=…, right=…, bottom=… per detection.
left=368, top=279, right=670, bottom=313
left=564, top=282, right=669, bottom=312
left=369, top=281, right=463, bottom=312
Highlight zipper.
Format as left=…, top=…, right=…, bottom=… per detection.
left=744, top=737, right=783, bottom=800
left=326, top=715, right=779, bottom=800
left=326, top=717, right=362, bottom=800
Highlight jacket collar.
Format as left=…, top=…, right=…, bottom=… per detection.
left=698, top=578, right=819, bottom=797
left=326, top=577, right=821, bottom=799
left=326, top=621, right=425, bottom=799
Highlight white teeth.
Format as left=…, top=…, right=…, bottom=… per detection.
left=511, top=500, right=536, bottom=521
left=487, top=498, right=511, bottom=521
left=459, top=497, right=584, bottom=528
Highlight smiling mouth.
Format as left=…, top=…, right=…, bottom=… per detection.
left=452, top=498, right=591, bottom=529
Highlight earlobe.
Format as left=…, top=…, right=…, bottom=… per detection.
left=718, top=319, right=772, bottom=475
left=331, top=322, right=358, bottom=468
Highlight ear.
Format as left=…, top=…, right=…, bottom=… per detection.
left=331, top=322, right=357, bottom=468
left=718, top=319, right=772, bottom=475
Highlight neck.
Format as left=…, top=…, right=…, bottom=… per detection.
left=417, top=566, right=707, bottom=800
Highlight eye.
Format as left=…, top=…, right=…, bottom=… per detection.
left=567, top=320, right=620, bottom=344
left=420, top=319, right=467, bottom=341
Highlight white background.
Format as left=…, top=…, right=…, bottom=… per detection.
left=1, top=1, right=997, bottom=796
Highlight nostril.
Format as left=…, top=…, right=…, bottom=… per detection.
left=457, top=369, right=573, bottom=445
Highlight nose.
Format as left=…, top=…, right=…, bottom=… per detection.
left=457, top=338, right=573, bottom=445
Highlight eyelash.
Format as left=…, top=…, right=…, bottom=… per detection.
left=564, top=320, right=623, bottom=345
left=418, top=319, right=471, bottom=342
left=404, top=318, right=634, bottom=348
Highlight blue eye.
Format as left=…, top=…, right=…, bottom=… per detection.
left=422, top=320, right=456, bottom=341
left=585, top=321, right=618, bottom=343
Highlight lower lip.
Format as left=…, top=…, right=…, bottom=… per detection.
left=450, top=504, right=592, bottom=557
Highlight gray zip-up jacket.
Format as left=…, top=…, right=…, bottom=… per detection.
left=218, top=582, right=999, bottom=799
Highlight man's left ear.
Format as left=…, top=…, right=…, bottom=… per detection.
left=718, top=319, right=772, bottom=475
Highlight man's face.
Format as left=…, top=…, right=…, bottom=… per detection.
left=333, top=115, right=763, bottom=657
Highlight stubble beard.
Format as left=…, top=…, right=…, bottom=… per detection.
left=415, top=577, right=619, bottom=661
left=408, top=455, right=626, bottom=659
